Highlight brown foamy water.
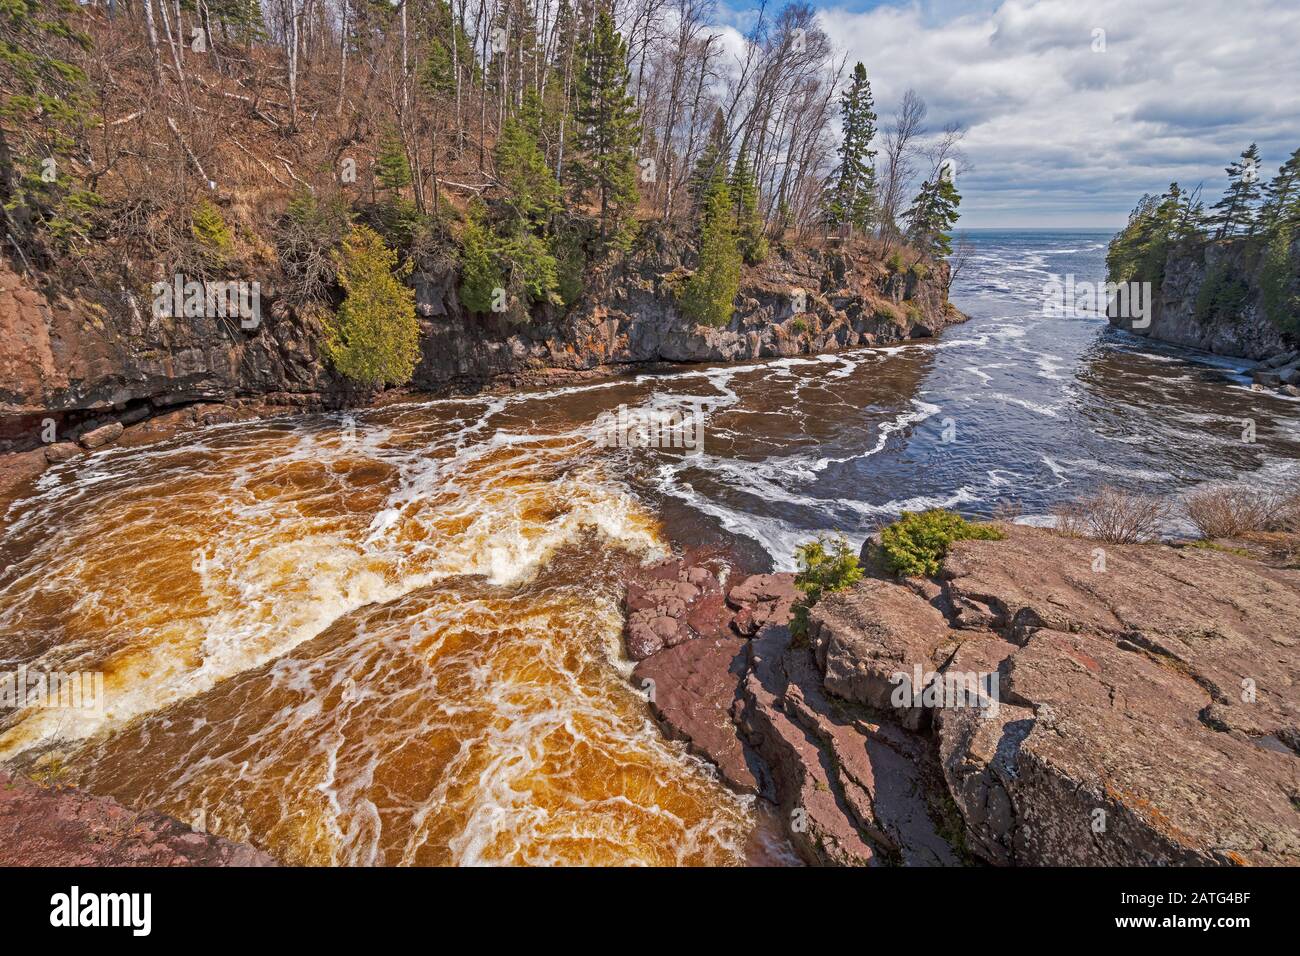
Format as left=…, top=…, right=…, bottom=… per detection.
left=0, top=393, right=787, bottom=865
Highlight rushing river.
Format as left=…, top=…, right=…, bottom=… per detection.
left=2, top=229, right=1298, bottom=865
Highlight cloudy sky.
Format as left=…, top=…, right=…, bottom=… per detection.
left=720, top=0, right=1300, bottom=227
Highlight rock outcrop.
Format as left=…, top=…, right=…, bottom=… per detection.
left=623, top=525, right=1300, bottom=866
left=2, top=226, right=962, bottom=458
left=0, top=770, right=277, bottom=866
left=1107, top=236, right=1296, bottom=363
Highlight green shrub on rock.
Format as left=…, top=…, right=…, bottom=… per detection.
left=880, top=510, right=1004, bottom=577
left=790, top=533, right=863, bottom=636
left=191, top=199, right=234, bottom=263
left=326, top=225, right=419, bottom=387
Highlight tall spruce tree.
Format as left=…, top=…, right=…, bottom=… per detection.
left=1259, top=147, right=1300, bottom=235
left=496, top=114, right=562, bottom=229
left=690, top=108, right=728, bottom=206
left=679, top=177, right=741, bottom=327
left=571, top=7, right=641, bottom=247
left=729, top=151, right=768, bottom=263
left=822, top=62, right=878, bottom=237
left=1209, top=144, right=1263, bottom=239
left=904, top=177, right=961, bottom=258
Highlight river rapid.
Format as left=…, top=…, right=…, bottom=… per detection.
left=2, top=229, right=1297, bottom=864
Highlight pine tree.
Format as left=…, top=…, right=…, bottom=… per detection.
left=679, top=177, right=741, bottom=328
left=375, top=130, right=413, bottom=194
left=1209, top=144, right=1263, bottom=239
left=496, top=114, right=561, bottom=229
left=690, top=108, right=728, bottom=206
left=729, top=151, right=768, bottom=264
left=571, top=7, right=641, bottom=246
left=458, top=208, right=503, bottom=315
left=822, top=62, right=878, bottom=237
left=904, top=177, right=961, bottom=259
left=1259, top=147, right=1300, bottom=236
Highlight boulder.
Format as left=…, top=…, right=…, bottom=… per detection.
left=810, top=578, right=959, bottom=729
left=1263, top=349, right=1300, bottom=369
left=632, top=635, right=768, bottom=796
left=939, top=628, right=1300, bottom=865
left=43, top=442, right=81, bottom=463
left=622, top=555, right=730, bottom=660
left=942, top=525, right=1300, bottom=747
left=736, top=624, right=961, bottom=866
left=726, top=572, right=799, bottom=636
left=78, top=421, right=124, bottom=449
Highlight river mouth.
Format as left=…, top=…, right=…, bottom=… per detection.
left=2, top=230, right=1297, bottom=865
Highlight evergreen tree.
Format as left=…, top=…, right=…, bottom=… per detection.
left=327, top=225, right=420, bottom=386
left=496, top=114, right=562, bottom=229
left=571, top=7, right=641, bottom=246
left=904, top=177, right=961, bottom=258
left=822, top=62, right=878, bottom=236
left=1172, top=182, right=1209, bottom=242
left=1259, top=147, right=1300, bottom=236
left=1209, top=144, right=1263, bottom=239
left=679, top=177, right=741, bottom=327
left=458, top=208, right=504, bottom=315
left=375, top=130, right=413, bottom=194
left=729, top=151, right=768, bottom=264
left=0, top=0, right=96, bottom=249
left=690, top=108, right=728, bottom=206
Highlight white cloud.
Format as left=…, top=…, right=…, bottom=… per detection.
left=813, top=0, right=1300, bottom=226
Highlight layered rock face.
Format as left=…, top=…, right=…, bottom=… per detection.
left=1107, top=237, right=1296, bottom=361
left=624, top=525, right=1300, bottom=866
left=1, top=229, right=960, bottom=454
left=0, top=770, right=277, bottom=866
left=0, top=262, right=340, bottom=451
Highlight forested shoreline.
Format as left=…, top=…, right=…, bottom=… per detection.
left=2, top=0, right=967, bottom=391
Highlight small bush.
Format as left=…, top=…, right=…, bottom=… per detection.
left=275, top=191, right=352, bottom=306
left=790, top=317, right=808, bottom=335
left=191, top=199, right=234, bottom=263
left=886, top=250, right=905, bottom=274
left=1185, top=487, right=1287, bottom=539
left=326, top=225, right=419, bottom=386
left=874, top=302, right=903, bottom=323
left=790, top=534, right=863, bottom=636
left=880, top=510, right=1004, bottom=577
left=1053, top=485, right=1173, bottom=544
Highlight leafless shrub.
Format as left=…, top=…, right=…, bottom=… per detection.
left=1185, top=487, right=1288, bottom=539
left=1052, top=485, right=1174, bottom=544
left=1280, top=487, right=1300, bottom=533
left=992, top=499, right=1022, bottom=522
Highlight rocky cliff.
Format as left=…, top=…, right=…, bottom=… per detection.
left=1108, top=236, right=1298, bottom=361
left=1, top=229, right=960, bottom=458
left=623, top=525, right=1300, bottom=866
